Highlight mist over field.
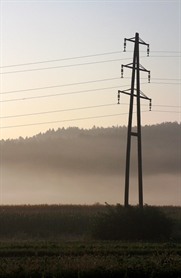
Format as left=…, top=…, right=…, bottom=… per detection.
left=0, top=122, right=180, bottom=205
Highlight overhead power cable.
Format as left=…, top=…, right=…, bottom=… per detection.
left=0, top=84, right=135, bottom=103
left=1, top=77, right=181, bottom=96
left=150, top=51, right=181, bottom=53
left=1, top=80, right=180, bottom=103
left=150, top=82, right=181, bottom=85
left=148, top=55, right=181, bottom=58
left=153, top=104, right=181, bottom=108
left=151, top=110, right=181, bottom=113
left=134, top=77, right=181, bottom=81
left=0, top=51, right=123, bottom=68
left=1, top=50, right=180, bottom=68
left=0, top=58, right=127, bottom=75
left=0, top=110, right=180, bottom=130
left=0, top=103, right=117, bottom=119
left=1, top=55, right=180, bottom=75
left=0, top=77, right=121, bottom=95
left=0, top=111, right=147, bottom=129
left=1, top=103, right=180, bottom=120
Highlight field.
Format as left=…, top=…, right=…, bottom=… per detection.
left=0, top=204, right=181, bottom=277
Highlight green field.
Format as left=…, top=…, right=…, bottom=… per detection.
left=0, top=205, right=181, bottom=277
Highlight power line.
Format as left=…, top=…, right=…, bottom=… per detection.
left=0, top=103, right=117, bottom=119
left=1, top=80, right=180, bottom=103
left=0, top=51, right=123, bottom=68
left=1, top=50, right=180, bottom=68
left=151, top=110, right=181, bottom=113
left=0, top=111, right=147, bottom=129
left=150, top=51, right=181, bottom=53
left=150, top=82, right=181, bottom=85
left=0, top=58, right=127, bottom=75
left=1, top=55, right=180, bottom=75
left=153, top=104, right=181, bottom=108
left=1, top=77, right=181, bottom=96
left=0, top=109, right=180, bottom=130
left=0, top=84, right=134, bottom=103
left=144, top=78, right=181, bottom=81
left=0, top=77, right=121, bottom=95
left=149, top=55, right=181, bottom=58
left=1, top=103, right=180, bottom=120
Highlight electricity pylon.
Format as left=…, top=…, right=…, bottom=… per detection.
left=118, top=32, right=152, bottom=208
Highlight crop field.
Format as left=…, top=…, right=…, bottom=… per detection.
left=1, top=241, right=181, bottom=277
left=0, top=205, right=181, bottom=277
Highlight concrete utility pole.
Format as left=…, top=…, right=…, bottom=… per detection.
left=118, top=32, right=151, bottom=208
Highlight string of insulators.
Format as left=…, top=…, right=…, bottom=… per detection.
left=149, top=99, right=152, bottom=111
left=148, top=71, right=150, bottom=83
left=121, top=65, right=124, bottom=78
left=147, top=45, right=150, bottom=57
left=117, top=91, right=120, bottom=104
left=124, top=39, right=126, bottom=52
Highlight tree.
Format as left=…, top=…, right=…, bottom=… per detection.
left=92, top=204, right=173, bottom=241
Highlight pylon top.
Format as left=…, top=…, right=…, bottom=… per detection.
left=124, top=33, right=149, bottom=55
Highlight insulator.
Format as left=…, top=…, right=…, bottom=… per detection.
left=147, top=45, right=150, bottom=57
left=149, top=99, right=152, bottom=111
left=148, top=71, right=150, bottom=83
left=124, top=39, right=126, bottom=52
left=121, top=65, right=123, bottom=78
left=117, top=91, right=120, bottom=104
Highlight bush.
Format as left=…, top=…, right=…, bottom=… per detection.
left=91, top=204, right=173, bottom=241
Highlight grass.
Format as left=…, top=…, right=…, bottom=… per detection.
left=0, top=204, right=181, bottom=277
left=1, top=241, right=181, bottom=277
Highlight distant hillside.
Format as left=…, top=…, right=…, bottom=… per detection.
left=0, top=122, right=180, bottom=176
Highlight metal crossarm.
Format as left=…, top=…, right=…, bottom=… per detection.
left=124, top=35, right=150, bottom=56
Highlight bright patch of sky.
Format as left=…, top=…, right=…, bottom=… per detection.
left=0, top=0, right=180, bottom=139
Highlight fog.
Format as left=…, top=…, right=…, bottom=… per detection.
left=0, top=122, right=180, bottom=205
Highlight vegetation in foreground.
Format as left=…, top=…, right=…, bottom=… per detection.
left=0, top=204, right=181, bottom=277
left=92, top=204, right=173, bottom=240
left=0, top=204, right=180, bottom=240
left=1, top=241, right=181, bottom=277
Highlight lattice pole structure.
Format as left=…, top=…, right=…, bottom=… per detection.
left=118, top=32, right=151, bottom=207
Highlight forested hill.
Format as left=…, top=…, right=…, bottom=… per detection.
left=1, top=121, right=180, bottom=142
left=0, top=122, right=180, bottom=176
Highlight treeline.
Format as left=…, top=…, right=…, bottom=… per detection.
left=1, top=121, right=180, bottom=142
left=0, top=122, right=180, bottom=176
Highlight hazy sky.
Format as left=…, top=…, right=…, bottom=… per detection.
left=0, top=0, right=181, bottom=140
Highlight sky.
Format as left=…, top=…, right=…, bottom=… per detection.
left=0, top=0, right=180, bottom=206
left=0, top=0, right=180, bottom=140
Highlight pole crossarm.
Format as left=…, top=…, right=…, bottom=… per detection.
left=124, top=35, right=150, bottom=56
left=117, top=89, right=152, bottom=110
left=121, top=63, right=151, bottom=82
